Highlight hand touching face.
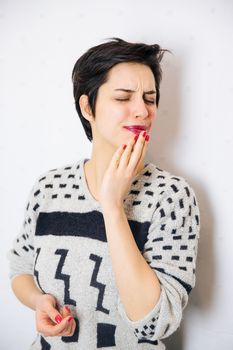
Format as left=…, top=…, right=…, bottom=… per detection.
left=98, top=129, right=150, bottom=209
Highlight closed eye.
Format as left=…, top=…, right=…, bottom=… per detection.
left=115, top=98, right=155, bottom=105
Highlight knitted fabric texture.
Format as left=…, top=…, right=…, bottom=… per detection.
left=8, top=158, right=200, bottom=350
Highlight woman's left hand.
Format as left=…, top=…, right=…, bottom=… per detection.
left=99, top=130, right=150, bottom=210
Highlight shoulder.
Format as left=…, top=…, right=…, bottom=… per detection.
left=146, top=162, right=199, bottom=207
left=30, top=159, right=83, bottom=193
left=147, top=163, right=200, bottom=234
left=147, top=162, right=195, bottom=192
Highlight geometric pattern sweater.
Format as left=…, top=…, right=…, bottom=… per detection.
left=7, top=157, right=200, bottom=350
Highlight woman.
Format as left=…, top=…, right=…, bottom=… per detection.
left=8, top=37, right=200, bottom=349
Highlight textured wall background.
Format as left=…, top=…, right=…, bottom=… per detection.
left=1, top=0, right=232, bottom=349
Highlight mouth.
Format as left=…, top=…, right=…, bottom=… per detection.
left=123, top=126, right=149, bottom=135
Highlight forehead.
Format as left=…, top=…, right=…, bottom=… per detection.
left=105, top=62, right=155, bottom=88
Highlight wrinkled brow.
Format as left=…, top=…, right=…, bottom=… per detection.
left=114, top=88, right=156, bottom=95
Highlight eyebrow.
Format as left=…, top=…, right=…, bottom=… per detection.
left=114, top=88, right=156, bottom=95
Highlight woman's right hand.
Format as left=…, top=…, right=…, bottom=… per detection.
left=35, top=293, right=76, bottom=337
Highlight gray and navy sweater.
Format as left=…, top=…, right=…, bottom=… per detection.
left=8, top=158, right=200, bottom=350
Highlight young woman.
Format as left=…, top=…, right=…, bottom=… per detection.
left=8, top=37, right=200, bottom=349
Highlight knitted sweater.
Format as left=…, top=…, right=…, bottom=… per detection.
left=8, top=158, right=200, bottom=350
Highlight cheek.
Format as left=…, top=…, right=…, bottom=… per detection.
left=103, top=103, right=129, bottom=124
left=150, top=108, right=157, bottom=120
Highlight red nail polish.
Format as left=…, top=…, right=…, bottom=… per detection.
left=68, top=316, right=73, bottom=323
left=134, top=134, right=139, bottom=141
left=65, top=306, right=71, bottom=313
left=55, top=315, right=62, bottom=324
left=123, top=144, right=127, bottom=150
left=145, top=134, right=150, bottom=142
left=142, top=131, right=146, bottom=137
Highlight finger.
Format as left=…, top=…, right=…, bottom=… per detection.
left=61, top=306, right=73, bottom=335
left=119, top=130, right=146, bottom=169
left=38, top=317, right=68, bottom=336
left=46, top=302, right=63, bottom=325
left=64, top=316, right=74, bottom=336
left=134, top=134, right=150, bottom=173
left=56, top=316, right=74, bottom=337
left=62, top=305, right=73, bottom=336
left=108, top=142, right=128, bottom=171
left=36, top=303, right=64, bottom=335
left=52, top=318, right=70, bottom=336
left=60, top=305, right=71, bottom=317
left=70, top=318, right=76, bottom=336
left=128, top=131, right=149, bottom=171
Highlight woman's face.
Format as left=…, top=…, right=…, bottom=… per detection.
left=90, top=62, right=157, bottom=150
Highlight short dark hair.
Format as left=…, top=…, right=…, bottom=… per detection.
left=71, top=37, right=171, bottom=142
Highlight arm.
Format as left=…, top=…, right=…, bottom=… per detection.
left=11, top=274, right=44, bottom=311
left=11, top=273, right=74, bottom=336
left=112, top=179, right=200, bottom=341
left=98, top=132, right=200, bottom=340
left=102, top=205, right=161, bottom=322
left=7, top=175, right=75, bottom=337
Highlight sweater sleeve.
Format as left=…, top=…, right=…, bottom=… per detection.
left=7, top=175, right=43, bottom=281
left=117, top=177, right=200, bottom=341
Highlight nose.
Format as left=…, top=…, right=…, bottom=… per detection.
left=133, top=97, right=149, bottom=119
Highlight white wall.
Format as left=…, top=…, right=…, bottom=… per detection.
left=1, top=0, right=233, bottom=349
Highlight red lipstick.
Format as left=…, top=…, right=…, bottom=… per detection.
left=123, top=125, right=149, bottom=135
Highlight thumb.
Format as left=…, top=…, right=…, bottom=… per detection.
left=61, top=305, right=72, bottom=318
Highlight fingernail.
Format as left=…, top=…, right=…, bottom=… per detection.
left=123, top=144, right=127, bottom=150
left=145, top=134, right=150, bottom=142
left=65, top=306, right=71, bottom=313
left=142, top=131, right=146, bottom=137
left=68, top=316, right=73, bottom=323
left=55, top=314, right=63, bottom=324
left=134, top=134, right=139, bottom=141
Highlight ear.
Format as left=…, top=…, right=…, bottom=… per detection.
left=79, top=94, right=94, bottom=122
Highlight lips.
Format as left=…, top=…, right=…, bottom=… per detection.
left=123, top=125, right=149, bottom=135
